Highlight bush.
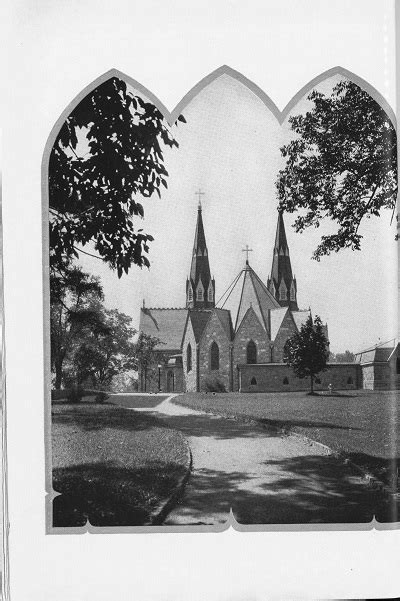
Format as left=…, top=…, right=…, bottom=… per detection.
left=51, top=389, right=68, bottom=401
left=95, top=391, right=109, bottom=404
left=204, top=376, right=226, bottom=393
left=66, top=387, right=84, bottom=403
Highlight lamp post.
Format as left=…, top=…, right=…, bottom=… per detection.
left=158, top=364, right=162, bottom=392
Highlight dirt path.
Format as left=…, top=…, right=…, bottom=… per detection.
left=111, top=394, right=386, bottom=525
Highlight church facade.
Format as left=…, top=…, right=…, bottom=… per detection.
left=139, top=203, right=360, bottom=393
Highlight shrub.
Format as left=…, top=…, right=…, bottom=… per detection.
left=204, top=376, right=226, bottom=393
left=95, top=392, right=109, bottom=404
left=66, top=387, right=84, bottom=403
left=51, top=389, right=68, bottom=401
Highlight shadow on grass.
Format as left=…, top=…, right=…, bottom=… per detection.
left=258, top=417, right=361, bottom=432
left=110, top=394, right=169, bottom=409
left=52, top=405, right=161, bottom=432
left=53, top=404, right=282, bottom=440
left=53, top=460, right=187, bottom=527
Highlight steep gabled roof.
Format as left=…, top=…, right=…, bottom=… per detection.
left=270, top=307, right=289, bottom=340
left=214, top=308, right=234, bottom=340
left=188, top=309, right=213, bottom=342
left=235, top=263, right=280, bottom=333
left=139, top=307, right=188, bottom=351
left=355, top=345, right=396, bottom=364
left=291, top=309, right=310, bottom=331
left=236, top=305, right=266, bottom=337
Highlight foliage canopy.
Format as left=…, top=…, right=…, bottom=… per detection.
left=283, top=314, right=329, bottom=393
left=49, top=76, right=185, bottom=276
left=276, top=80, right=397, bottom=260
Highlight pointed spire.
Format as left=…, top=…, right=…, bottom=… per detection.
left=268, top=209, right=298, bottom=311
left=186, top=199, right=215, bottom=309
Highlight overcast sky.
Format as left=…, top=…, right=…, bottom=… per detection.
left=76, top=73, right=397, bottom=354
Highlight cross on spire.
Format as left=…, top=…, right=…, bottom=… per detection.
left=242, top=244, right=253, bottom=264
left=195, top=188, right=205, bottom=209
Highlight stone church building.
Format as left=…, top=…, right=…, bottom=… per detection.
left=139, top=203, right=361, bottom=393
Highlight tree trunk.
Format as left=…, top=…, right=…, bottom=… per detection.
left=54, top=359, right=63, bottom=390
left=310, top=374, right=314, bottom=394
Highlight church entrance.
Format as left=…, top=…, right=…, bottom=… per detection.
left=167, top=370, right=175, bottom=392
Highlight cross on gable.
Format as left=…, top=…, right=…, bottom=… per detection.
left=195, top=188, right=205, bottom=208
left=242, top=244, right=253, bottom=264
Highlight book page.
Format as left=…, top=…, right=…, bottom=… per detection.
left=2, top=0, right=399, bottom=599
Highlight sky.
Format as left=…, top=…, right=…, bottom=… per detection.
left=76, top=73, right=397, bottom=355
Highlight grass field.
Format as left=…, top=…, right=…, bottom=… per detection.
left=174, top=390, right=399, bottom=486
left=52, top=398, right=189, bottom=527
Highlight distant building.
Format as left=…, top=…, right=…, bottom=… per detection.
left=138, top=201, right=370, bottom=393
left=354, top=342, right=400, bottom=390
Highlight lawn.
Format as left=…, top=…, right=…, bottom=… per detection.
left=52, top=398, right=189, bottom=527
left=174, top=390, right=400, bottom=486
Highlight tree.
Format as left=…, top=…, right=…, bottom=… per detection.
left=49, top=76, right=186, bottom=276
left=283, top=315, right=329, bottom=394
left=72, top=307, right=137, bottom=390
left=50, top=266, right=105, bottom=389
left=276, top=79, right=397, bottom=260
left=134, top=331, right=163, bottom=392
left=330, top=350, right=355, bottom=363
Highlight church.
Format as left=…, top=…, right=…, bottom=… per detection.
left=138, top=200, right=361, bottom=393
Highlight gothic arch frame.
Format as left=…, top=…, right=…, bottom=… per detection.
left=186, top=342, right=192, bottom=373
left=246, top=339, right=258, bottom=365
left=209, top=340, right=220, bottom=371
left=42, top=64, right=396, bottom=534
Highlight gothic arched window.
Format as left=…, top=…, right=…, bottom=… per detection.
left=208, top=284, right=214, bottom=302
left=210, top=341, right=219, bottom=371
left=187, top=343, right=192, bottom=373
left=246, top=340, right=257, bottom=364
left=290, top=282, right=296, bottom=301
left=188, top=285, right=193, bottom=302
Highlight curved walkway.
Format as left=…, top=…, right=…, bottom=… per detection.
left=111, top=393, right=386, bottom=525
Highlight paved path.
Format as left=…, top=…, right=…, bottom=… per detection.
left=111, top=394, right=385, bottom=525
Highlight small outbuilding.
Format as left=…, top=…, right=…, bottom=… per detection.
left=354, top=342, right=399, bottom=390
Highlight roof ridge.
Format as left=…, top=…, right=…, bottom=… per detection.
left=213, top=308, right=233, bottom=340
left=249, top=270, right=270, bottom=332
left=143, top=307, right=187, bottom=311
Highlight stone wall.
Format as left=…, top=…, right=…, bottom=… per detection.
left=360, top=362, right=400, bottom=390
left=238, top=363, right=361, bottom=392
left=272, top=311, right=298, bottom=362
left=199, top=312, right=231, bottom=391
left=232, top=308, right=270, bottom=391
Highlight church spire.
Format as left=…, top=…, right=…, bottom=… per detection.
left=186, top=198, right=215, bottom=309
left=267, top=209, right=298, bottom=311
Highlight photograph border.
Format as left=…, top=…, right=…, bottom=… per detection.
left=42, top=64, right=399, bottom=535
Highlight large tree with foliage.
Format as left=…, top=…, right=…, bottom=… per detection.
left=283, top=315, right=329, bottom=394
left=50, top=266, right=106, bottom=389
left=276, top=79, right=397, bottom=260
left=72, top=307, right=137, bottom=389
left=134, top=331, right=163, bottom=392
left=49, top=76, right=185, bottom=276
